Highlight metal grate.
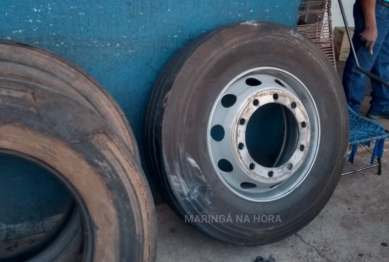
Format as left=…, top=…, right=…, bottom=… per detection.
left=297, top=0, right=336, bottom=66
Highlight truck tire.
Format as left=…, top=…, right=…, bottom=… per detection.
left=0, top=201, right=74, bottom=262
left=28, top=207, right=82, bottom=262
left=0, top=78, right=156, bottom=261
left=145, top=22, right=349, bottom=245
left=0, top=40, right=139, bottom=160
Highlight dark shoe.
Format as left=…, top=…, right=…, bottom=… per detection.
left=367, top=109, right=389, bottom=119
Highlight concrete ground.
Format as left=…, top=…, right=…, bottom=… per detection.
left=156, top=65, right=389, bottom=261
left=156, top=143, right=389, bottom=262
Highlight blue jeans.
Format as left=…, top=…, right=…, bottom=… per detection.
left=343, top=0, right=389, bottom=113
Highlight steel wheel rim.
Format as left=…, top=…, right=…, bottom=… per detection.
left=207, top=67, right=320, bottom=202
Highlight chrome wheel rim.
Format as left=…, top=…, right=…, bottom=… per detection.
left=207, top=67, right=320, bottom=202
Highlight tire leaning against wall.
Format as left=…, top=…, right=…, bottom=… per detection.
left=0, top=78, right=156, bottom=261
left=145, top=22, right=349, bottom=245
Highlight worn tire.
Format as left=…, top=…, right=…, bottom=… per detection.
left=0, top=40, right=139, bottom=160
left=0, top=78, right=156, bottom=261
left=28, top=207, right=82, bottom=262
left=0, top=201, right=74, bottom=262
left=145, top=22, right=349, bottom=245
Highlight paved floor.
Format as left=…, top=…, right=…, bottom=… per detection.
left=156, top=151, right=389, bottom=262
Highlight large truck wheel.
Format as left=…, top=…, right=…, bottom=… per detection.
left=145, top=22, right=348, bottom=245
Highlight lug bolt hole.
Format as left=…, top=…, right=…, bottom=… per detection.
left=268, top=171, right=274, bottom=177
left=253, top=99, right=259, bottom=106
left=238, top=143, right=244, bottom=150
left=291, top=102, right=297, bottom=109
left=301, top=121, right=307, bottom=128
left=300, top=145, right=305, bottom=151
left=287, top=163, right=293, bottom=170
left=273, top=93, right=279, bottom=100
left=239, top=118, right=246, bottom=125
left=249, top=163, right=255, bottom=170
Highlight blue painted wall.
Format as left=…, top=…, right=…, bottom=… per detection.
left=0, top=0, right=300, bottom=231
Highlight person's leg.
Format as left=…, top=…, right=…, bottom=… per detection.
left=368, top=5, right=389, bottom=118
left=343, top=1, right=383, bottom=113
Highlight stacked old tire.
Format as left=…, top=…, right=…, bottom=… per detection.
left=0, top=41, right=156, bottom=261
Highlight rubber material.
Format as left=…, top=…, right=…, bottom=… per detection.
left=0, top=40, right=139, bottom=161
left=145, top=22, right=349, bottom=245
left=28, top=207, right=82, bottom=262
left=0, top=201, right=74, bottom=262
left=144, top=28, right=225, bottom=218
left=0, top=78, right=156, bottom=261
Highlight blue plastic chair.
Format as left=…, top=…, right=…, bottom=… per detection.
left=343, top=107, right=389, bottom=176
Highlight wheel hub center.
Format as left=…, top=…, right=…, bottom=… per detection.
left=207, top=68, right=318, bottom=202
left=233, top=89, right=311, bottom=184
